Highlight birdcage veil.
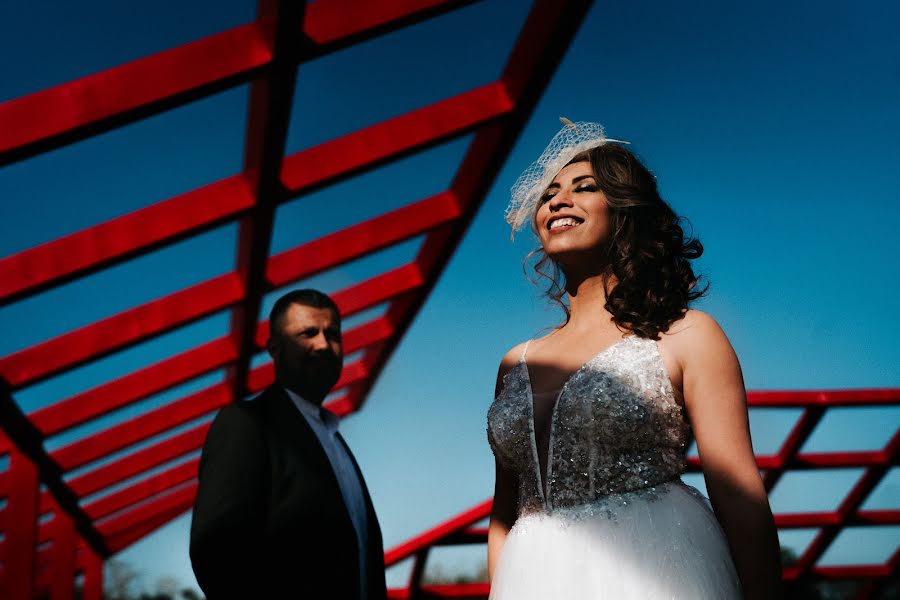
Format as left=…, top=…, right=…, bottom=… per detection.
left=505, top=118, right=629, bottom=236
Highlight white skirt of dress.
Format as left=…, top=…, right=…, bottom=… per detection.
left=489, top=481, right=742, bottom=599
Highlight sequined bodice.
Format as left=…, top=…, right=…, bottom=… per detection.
left=487, top=335, right=690, bottom=515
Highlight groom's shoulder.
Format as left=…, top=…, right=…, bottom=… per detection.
left=214, top=386, right=279, bottom=428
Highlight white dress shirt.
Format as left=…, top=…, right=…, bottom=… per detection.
left=284, top=388, right=369, bottom=599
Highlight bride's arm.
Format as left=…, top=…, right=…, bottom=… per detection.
left=488, top=459, right=518, bottom=581
left=488, top=347, right=523, bottom=582
left=678, top=310, right=783, bottom=600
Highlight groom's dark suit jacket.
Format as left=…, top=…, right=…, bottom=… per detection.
left=190, top=385, right=387, bottom=600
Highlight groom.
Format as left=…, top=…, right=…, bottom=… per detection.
left=190, top=289, right=387, bottom=599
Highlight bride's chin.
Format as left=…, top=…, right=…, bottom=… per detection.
left=542, top=243, right=603, bottom=266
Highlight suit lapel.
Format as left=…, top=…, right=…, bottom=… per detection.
left=336, top=432, right=382, bottom=539
left=268, top=387, right=347, bottom=508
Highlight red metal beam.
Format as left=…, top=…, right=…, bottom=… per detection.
left=0, top=176, right=253, bottom=306
left=51, top=385, right=230, bottom=472
left=103, top=499, right=195, bottom=554
left=279, top=82, right=512, bottom=194
left=775, top=509, right=900, bottom=528
left=388, top=583, right=490, bottom=599
left=97, top=483, right=197, bottom=539
left=266, top=191, right=461, bottom=288
left=686, top=450, right=900, bottom=471
left=333, top=263, right=426, bottom=317
left=0, top=273, right=244, bottom=390
left=83, top=458, right=199, bottom=522
left=0, top=23, right=272, bottom=166
left=66, top=422, right=209, bottom=498
left=303, top=0, right=476, bottom=50
left=747, top=388, right=900, bottom=407
left=384, top=499, right=491, bottom=567
left=30, top=337, right=237, bottom=437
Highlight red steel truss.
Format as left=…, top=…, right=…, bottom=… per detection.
left=0, top=0, right=595, bottom=597
left=0, top=1, right=897, bottom=599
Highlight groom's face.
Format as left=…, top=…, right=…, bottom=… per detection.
left=268, top=303, right=343, bottom=400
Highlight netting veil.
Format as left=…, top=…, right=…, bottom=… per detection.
left=506, top=118, right=628, bottom=236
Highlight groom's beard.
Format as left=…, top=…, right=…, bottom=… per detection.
left=279, top=352, right=343, bottom=403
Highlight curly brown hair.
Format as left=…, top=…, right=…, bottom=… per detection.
left=526, top=143, right=707, bottom=339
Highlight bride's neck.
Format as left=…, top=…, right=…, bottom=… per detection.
left=563, top=269, right=617, bottom=330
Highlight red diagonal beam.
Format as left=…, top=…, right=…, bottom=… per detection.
left=265, top=191, right=461, bottom=288
left=0, top=273, right=244, bottom=389
left=104, top=504, right=192, bottom=555
left=97, top=482, right=197, bottom=538
left=763, top=407, right=826, bottom=492
left=32, top=460, right=198, bottom=545
left=30, top=337, right=237, bottom=437
left=0, top=176, right=253, bottom=306
left=279, top=82, right=513, bottom=193
left=101, top=488, right=197, bottom=554
left=83, top=458, right=199, bottom=522
left=332, top=263, right=426, bottom=316
left=303, top=0, right=475, bottom=49
left=0, top=23, right=272, bottom=166
left=793, top=429, right=900, bottom=579
left=51, top=385, right=231, bottom=471
left=66, top=422, right=209, bottom=498
left=384, top=499, right=492, bottom=566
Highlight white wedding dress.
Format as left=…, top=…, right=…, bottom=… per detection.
left=487, top=335, right=742, bottom=599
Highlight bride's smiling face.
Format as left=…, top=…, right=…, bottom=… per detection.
left=534, top=160, right=611, bottom=260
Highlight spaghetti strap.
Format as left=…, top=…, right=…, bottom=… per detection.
left=520, top=340, right=532, bottom=363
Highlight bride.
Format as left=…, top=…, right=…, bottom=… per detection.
left=486, top=121, right=782, bottom=599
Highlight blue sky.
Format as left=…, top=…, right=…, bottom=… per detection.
left=1, top=0, right=898, bottom=594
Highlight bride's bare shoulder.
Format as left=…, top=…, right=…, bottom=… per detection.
left=666, top=309, right=726, bottom=338
left=498, top=341, right=528, bottom=372
left=493, top=341, right=529, bottom=394
left=663, top=309, right=735, bottom=363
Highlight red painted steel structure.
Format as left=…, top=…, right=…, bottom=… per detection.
left=0, top=1, right=896, bottom=598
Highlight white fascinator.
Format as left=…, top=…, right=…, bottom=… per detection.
left=506, top=118, right=628, bottom=236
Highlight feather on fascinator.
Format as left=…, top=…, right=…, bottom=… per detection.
left=505, top=118, right=629, bottom=237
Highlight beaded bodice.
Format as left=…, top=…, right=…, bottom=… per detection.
left=487, top=335, right=690, bottom=515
